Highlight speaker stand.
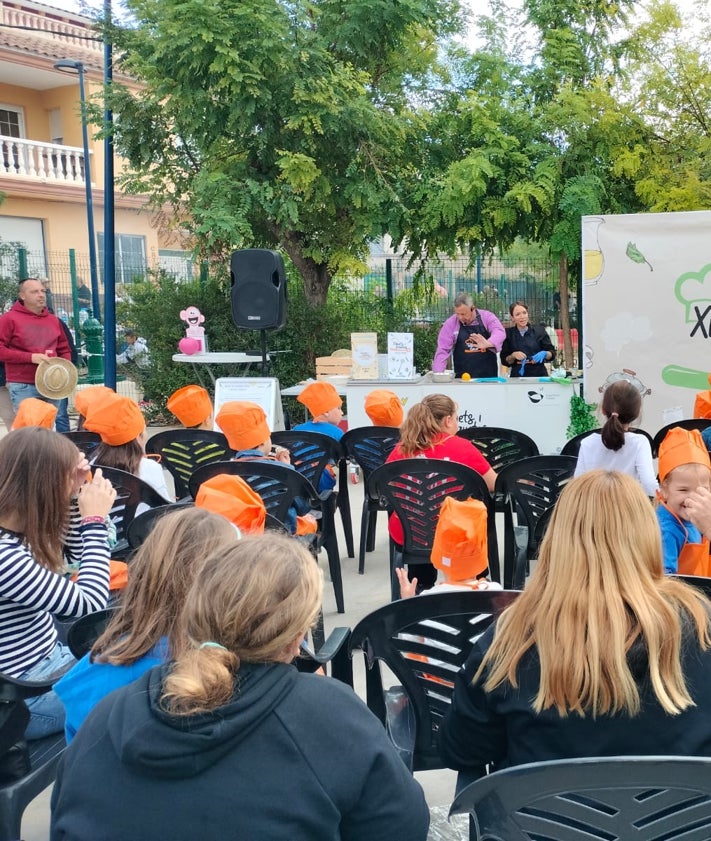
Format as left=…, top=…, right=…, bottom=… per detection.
left=259, top=330, right=269, bottom=376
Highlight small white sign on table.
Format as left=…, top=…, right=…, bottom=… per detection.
left=214, top=378, right=285, bottom=432
left=351, top=332, right=379, bottom=379
left=387, top=332, right=414, bottom=379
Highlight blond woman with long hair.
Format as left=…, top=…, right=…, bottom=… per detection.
left=51, top=534, right=430, bottom=841
left=440, top=470, right=711, bottom=777
left=385, top=392, right=496, bottom=590
left=55, top=506, right=239, bottom=741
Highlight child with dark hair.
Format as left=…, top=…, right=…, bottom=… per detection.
left=573, top=380, right=657, bottom=496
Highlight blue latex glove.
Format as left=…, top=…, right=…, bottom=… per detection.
left=519, top=359, right=527, bottom=375
left=531, top=350, right=548, bottom=364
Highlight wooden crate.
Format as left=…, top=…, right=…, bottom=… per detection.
left=316, top=356, right=352, bottom=379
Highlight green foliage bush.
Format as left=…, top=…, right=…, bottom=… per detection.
left=117, top=268, right=441, bottom=418
left=566, top=393, right=599, bottom=439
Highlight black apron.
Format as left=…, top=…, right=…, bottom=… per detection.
left=508, top=326, right=548, bottom=377
left=452, top=318, right=497, bottom=378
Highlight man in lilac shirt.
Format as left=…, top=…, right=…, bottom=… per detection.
left=432, top=293, right=505, bottom=379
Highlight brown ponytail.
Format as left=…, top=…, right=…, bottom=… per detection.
left=600, top=381, right=642, bottom=452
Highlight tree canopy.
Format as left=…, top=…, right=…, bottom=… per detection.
left=104, top=0, right=711, bottom=315
left=106, top=0, right=460, bottom=305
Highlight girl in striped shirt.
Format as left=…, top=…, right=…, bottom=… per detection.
left=0, top=427, right=116, bottom=738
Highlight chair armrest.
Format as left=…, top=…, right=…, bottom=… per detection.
left=298, top=627, right=353, bottom=685
left=0, top=665, right=73, bottom=702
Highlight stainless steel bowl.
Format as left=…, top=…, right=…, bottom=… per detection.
left=431, top=371, right=455, bottom=383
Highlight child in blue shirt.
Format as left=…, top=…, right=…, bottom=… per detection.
left=294, top=381, right=344, bottom=491
left=656, top=427, right=711, bottom=576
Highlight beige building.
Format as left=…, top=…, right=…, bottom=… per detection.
left=0, top=0, right=192, bottom=302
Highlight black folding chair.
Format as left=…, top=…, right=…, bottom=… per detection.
left=339, top=426, right=400, bottom=574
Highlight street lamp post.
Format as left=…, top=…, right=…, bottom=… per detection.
left=53, top=59, right=102, bottom=324
left=103, top=0, right=117, bottom=389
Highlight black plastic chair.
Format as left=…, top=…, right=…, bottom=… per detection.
left=271, top=430, right=354, bottom=560
left=456, top=426, right=539, bottom=471
left=189, top=460, right=345, bottom=614
left=652, top=419, right=711, bottom=457
left=339, top=427, right=401, bottom=574
left=60, top=430, right=101, bottom=458
left=95, top=466, right=172, bottom=560
left=349, top=590, right=520, bottom=772
left=0, top=670, right=72, bottom=841
left=126, top=501, right=288, bottom=549
left=674, top=574, right=711, bottom=599
left=365, top=459, right=499, bottom=599
left=125, top=502, right=193, bottom=550
left=495, top=455, right=577, bottom=589
left=451, top=755, right=711, bottom=841
left=145, top=429, right=233, bottom=499
left=67, top=607, right=118, bottom=659
left=561, top=427, right=654, bottom=457
left=457, top=426, right=540, bottom=513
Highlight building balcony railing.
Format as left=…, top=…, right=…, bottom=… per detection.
left=0, top=136, right=92, bottom=185
left=1, top=4, right=102, bottom=54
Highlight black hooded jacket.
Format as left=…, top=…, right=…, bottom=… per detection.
left=51, top=662, right=429, bottom=841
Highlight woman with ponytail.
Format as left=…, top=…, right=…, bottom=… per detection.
left=574, top=379, right=657, bottom=496
left=51, top=534, right=430, bottom=841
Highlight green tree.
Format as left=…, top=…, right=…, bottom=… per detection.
left=399, top=0, right=649, bottom=365
left=103, top=0, right=460, bottom=306
left=621, top=1, right=711, bottom=211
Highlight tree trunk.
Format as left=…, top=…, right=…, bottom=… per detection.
left=558, top=253, right=574, bottom=369
left=279, top=237, right=332, bottom=307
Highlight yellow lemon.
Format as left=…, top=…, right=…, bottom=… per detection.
left=461, top=372, right=471, bottom=381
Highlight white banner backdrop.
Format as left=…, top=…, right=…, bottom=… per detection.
left=582, top=210, right=711, bottom=430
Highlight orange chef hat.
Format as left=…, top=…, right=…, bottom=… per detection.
left=215, top=401, right=270, bottom=451
left=694, top=374, right=711, bottom=419
left=11, top=398, right=57, bottom=430
left=83, top=395, right=146, bottom=446
left=167, top=385, right=213, bottom=428
left=74, top=385, right=115, bottom=419
left=297, top=381, right=342, bottom=417
left=194, top=474, right=266, bottom=534
left=364, top=389, right=403, bottom=427
left=431, top=497, right=489, bottom=582
left=658, top=427, right=711, bottom=483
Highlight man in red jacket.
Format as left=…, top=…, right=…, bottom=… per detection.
left=0, top=278, right=71, bottom=415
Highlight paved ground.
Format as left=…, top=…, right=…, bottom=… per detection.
left=13, top=417, right=469, bottom=840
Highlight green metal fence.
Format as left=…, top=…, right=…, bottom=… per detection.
left=0, top=245, right=576, bottom=337
left=361, top=255, right=572, bottom=330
